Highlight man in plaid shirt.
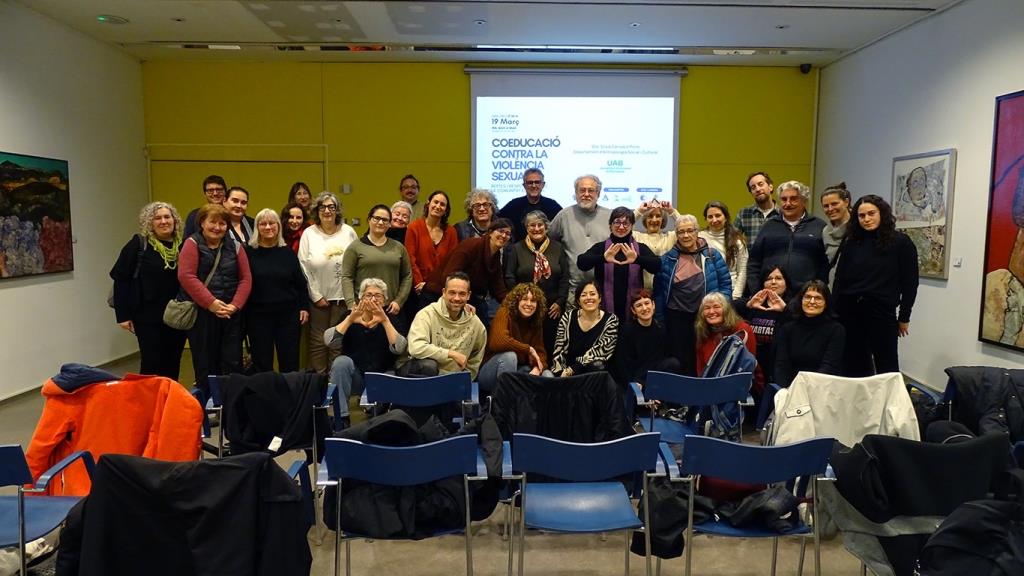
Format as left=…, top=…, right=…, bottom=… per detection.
left=734, top=171, right=779, bottom=247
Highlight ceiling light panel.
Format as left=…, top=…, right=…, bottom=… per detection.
left=242, top=1, right=364, bottom=42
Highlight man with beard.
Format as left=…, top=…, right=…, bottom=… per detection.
left=549, top=174, right=611, bottom=303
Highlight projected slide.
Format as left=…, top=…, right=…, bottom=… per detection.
left=475, top=96, right=676, bottom=209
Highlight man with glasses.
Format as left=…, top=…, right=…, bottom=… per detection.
left=549, top=174, right=612, bottom=303
left=498, top=168, right=562, bottom=241
left=745, top=180, right=828, bottom=296
left=398, top=174, right=421, bottom=208
left=183, top=175, right=227, bottom=238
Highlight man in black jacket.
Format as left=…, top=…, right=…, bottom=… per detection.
left=746, top=180, right=828, bottom=295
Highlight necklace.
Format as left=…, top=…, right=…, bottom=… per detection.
left=149, top=235, right=181, bottom=269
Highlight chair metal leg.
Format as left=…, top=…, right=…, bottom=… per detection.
left=312, top=414, right=325, bottom=546
left=684, top=477, right=694, bottom=576
left=623, top=530, right=630, bottom=576
left=860, top=562, right=867, bottom=576
left=345, top=540, right=351, bottom=576
left=770, top=536, right=779, bottom=576
left=334, top=483, right=343, bottom=576
left=506, top=491, right=517, bottom=576
left=797, top=537, right=807, bottom=576
left=464, top=476, right=474, bottom=576
left=18, top=488, right=26, bottom=576
left=813, top=479, right=822, bottom=576
left=642, top=474, right=653, bottom=576
left=518, top=478, right=527, bottom=576
left=656, top=557, right=662, bottom=576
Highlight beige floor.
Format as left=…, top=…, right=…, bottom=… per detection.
left=1, top=354, right=868, bottom=575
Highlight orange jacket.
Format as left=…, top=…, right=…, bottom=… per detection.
left=25, top=373, right=203, bottom=496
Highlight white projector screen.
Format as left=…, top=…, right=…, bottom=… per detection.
left=470, top=70, right=681, bottom=211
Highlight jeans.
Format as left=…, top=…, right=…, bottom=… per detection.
left=328, top=355, right=366, bottom=418
left=477, top=351, right=518, bottom=393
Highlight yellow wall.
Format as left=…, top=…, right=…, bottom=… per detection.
left=142, top=62, right=816, bottom=230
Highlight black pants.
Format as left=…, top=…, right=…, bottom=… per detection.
left=837, top=295, right=900, bottom=376
left=245, top=304, right=302, bottom=373
left=135, top=318, right=187, bottom=381
left=189, top=308, right=242, bottom=393
left=665, top=308, right=698, bottom=376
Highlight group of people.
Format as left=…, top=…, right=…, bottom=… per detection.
left=110, top=168, right=919, bottom=422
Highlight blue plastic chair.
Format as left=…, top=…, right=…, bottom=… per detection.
left=0, top=445, right=95, bottom=576
left=677, top=435, right=834, bottom=576
left=361, top=371, right=480, bottom=422
left=323, top=434, right=486, bottom=576
left=510, top=432, right=663, bottom=576
left=633, top=371, right=753, bottom=443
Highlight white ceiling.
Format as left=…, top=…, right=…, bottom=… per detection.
left=17, top=0, right=960, bottom=66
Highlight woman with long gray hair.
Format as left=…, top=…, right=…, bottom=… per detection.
left=110, top=201, right=187, bottom=379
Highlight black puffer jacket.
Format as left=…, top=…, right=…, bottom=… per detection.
left=945, top=366, right=1024, bottom=442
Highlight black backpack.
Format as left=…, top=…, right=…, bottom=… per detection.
left=917, top=499, right=1024, bottom=576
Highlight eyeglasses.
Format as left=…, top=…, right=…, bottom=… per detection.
left=612, top=219, right=632, bottom=228
left=491, top=229, right=512, bottom=237
left=369, top=216, right=390, bottom=224
left=319, top=205, right=338, bottom=213
left=524, top=180, right=545, bottom=187
left=676, top=228, right=698, bottom=235
left=802, top=294, right=825, bottom=303
left=471, top=202, right=493, bottom=210
left=361, top=293, right=385, bottom=301
left=205, top=187, right=225, bottom=194
left=400, top=184, right=419, bottom=190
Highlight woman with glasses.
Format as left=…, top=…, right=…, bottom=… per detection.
left=298, top=192, right=359, bottom=374
left=577, top=206, right=661, bottom=320
left=405, top=190, right=459, bottom=310
left=653, top=214, right=732, bottom=375
left=773, top=280, right=845, bottom=387
left=833, top=194, right=918, bottom=376
left=245, top=208, right=309, bottom=373
left=633, top=200, right=678, bottom=289
left=423, top=219, right=514, bottom=328
left=326, top=278, right=407, bottom=430
left=455, top=188, right=499, bottom=241
left=340, top=204, right=412, bottom=328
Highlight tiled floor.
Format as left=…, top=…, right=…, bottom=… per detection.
left=1, top=354, right=868, bottom=575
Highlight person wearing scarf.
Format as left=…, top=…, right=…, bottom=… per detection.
left=577, top=206, right=661, bottom=320
left=504, top=210, right=570, bottom=357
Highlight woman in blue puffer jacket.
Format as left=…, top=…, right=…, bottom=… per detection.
left=653, top=213, right=731, bottom=375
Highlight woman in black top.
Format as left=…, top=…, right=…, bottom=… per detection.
left=738, top=265, right=795, bottom=384
left=110, top=202, right=187, bottom=380
left=245, top=208, right=310, bottom=373
left=833, top=195, right=919, bottom=376
left=504, top=210, right=570, bottom=356
left=577, top=206, right=661, bottom=320
left=551, top=281, right=619, bottom=377
left=774, top=280, right=845, bottom=387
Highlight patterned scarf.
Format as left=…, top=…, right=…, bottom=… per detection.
left=525, top=236, right=551, bottom=283
left=603, top=237, right=642, bottom=319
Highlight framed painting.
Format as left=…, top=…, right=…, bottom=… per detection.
left=891, top=148, right=956, bottom=280
left=980, top=89, right=1024, bottom=352
left=0, top=151, right=73, bottom=279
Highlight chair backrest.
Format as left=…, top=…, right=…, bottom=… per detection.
left=0, top=445, right=32, bottom=487
left=680, top=435, right=833, bottom=486
left=365, top=371, right=472, bottom=407
left=512, top=432, right=661, bottom=481
left=645, top=371, right=752, bottom=407
left=323, top=435, right=479, bottom=486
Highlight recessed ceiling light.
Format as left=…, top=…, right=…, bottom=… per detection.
left=96, top=14, right=129, bottom=25
left=474, top=19, right=486, bottom=26
left=630, top=22, right=640, bottom=28
left=775, top=24, right=790, bottom=30
left=171, top=17, right=185, bottom=23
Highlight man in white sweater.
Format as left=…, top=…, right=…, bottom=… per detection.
left=398, top=272, right=487, bottom=378
left=548, top=174, right=612, bottom=304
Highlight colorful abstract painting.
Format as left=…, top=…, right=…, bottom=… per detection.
left=891, top=148, right=956, bottom=279
left=0, top=151, right=73, bottom=279
left=980, top=90, right=1024, bottom=352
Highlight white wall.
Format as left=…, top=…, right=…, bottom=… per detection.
left=0, top=0, right=146, bottom=399
left=816, top=0, right=1024, bottom=388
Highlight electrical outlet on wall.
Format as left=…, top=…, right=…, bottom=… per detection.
left=340, top=183, right=352, bottom=194
left=350, top=217, right=360, bottom=226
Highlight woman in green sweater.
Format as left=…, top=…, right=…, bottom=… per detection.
left=340, top=204, right=413, bottom=327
